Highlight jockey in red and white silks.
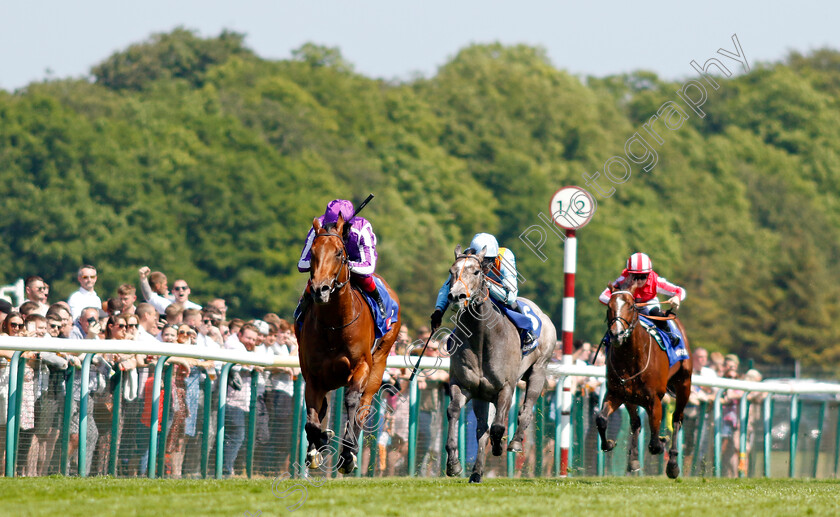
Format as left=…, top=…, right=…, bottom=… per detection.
left=296, top=199, right=386, bottom=319
left=599, top=252, right=686, bottom=344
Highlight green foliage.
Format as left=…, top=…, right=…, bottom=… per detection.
left=3, top=31, right=840, bottom=372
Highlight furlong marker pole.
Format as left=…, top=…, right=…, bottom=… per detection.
left=559, top=228, right=576, bottom=476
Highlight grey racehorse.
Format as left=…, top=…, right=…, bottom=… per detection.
left=443, top=245, right=557, bottom=483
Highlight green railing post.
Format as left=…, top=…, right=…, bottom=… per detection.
left=573, top=391, right=585, bottom=475
left=78, top=353, right=94, bottom=478
left=553, top=381, right=562, bottom=477
left=691, top=401, right=708, bottom=476
left=157, top=364, right=173, bottom=477
left=638, top=407, right=646, bottom=475
left=297, top=394, right=307, bottom=477
left=713, top=389, right=723, bottom=478
left=215, top=362, right=234, bottom=479
left=289, top=375, right=303, bottom=477
left=108, top=367, right=122, bottom=476
left=200, top=367, right=213, bottom=479
left=535, top=394, right=544, bottom=477
left=408, top=377, right=419, bottom=476
left=440, top=391, right=450, bottom=477
left=738, top=392, right=749, bottom=478
left=789, top=395, right=800, bottom=478
left=147, top=356, right=169, bottom=479
left=834, top=402, right=840, bottom=478
left=458, top=407, right=466, bottom=476
left=506, top=387, right=518, bottom=478
left=4, top=351, right=23, bottom=477
left=13, top=354, right=25, bottom=475
left=763, top=396, right=772, bottom=477
left=332, top=386, right=345, bottom=478
left=596, top=384, right=607, bottom=477
left=813, top=401, right=827, bottom=478
left=60, top=366, right=75, bottom=476
left=246, top=369, right=259, bottom=478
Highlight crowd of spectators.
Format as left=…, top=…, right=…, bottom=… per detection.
left=0, top=266, right=300, bottom=478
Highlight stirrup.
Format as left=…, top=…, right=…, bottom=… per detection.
left=521, top=332, right=538, bottom=355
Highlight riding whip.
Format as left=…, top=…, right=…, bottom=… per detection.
left=354, top=193, right=375, bottom=216
left=409, top=333, right=435, bottom=382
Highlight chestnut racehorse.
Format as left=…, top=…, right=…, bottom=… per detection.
left=597, top=286, right=692, bottom=478
left=297, top=215, right=401, bottom=474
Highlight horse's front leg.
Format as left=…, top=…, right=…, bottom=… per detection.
left=445, top=383, right=470, bottom=477
left=625, top=403, right=642, bottom=473
left=304, top=387, right=329, bottom=470
left=596, top=392, right=622, bottom=452
left=490, top=383, right=514, bottom=456
left=338, top=362, right=370, bottom=474
left=646, top=397, right=667, bottom=455
left=469, top=400, right=491, bottom=483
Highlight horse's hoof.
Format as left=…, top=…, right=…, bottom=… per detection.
left=507, top=440, right=523, bottom=453
left=307, top=450, right=322, bottom=470
left=338, top=452, right=357, bottom=474
left=648, top=443, right=664, bottom=455
left=469, top=472, right=482, bottom=483
left=666, top=459, right=680, bottom=479
left=601, top=439, right=616, bottom=452
left=628, top=459, right=641, bottom=473
left=446, top=458, right=462, bottom=477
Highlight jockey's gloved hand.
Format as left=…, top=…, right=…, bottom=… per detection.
left=430, top=309, right=443, bottom=333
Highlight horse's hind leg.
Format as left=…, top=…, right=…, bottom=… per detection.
left=625, top=403, right=642, bottom=473
left=336, top=363, right=371, bottom=475
left=666, top=367, right=692, bottom=479
left=490, top=384, right=514, bottom=456
left=445, top=384, right=470, bottom=477
left=508, top=367, right=545, bottom=453
left=469, top=400, right=491, bottom=483
left=596, top=393, right=622, bottom=452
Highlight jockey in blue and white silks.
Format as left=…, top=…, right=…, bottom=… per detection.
left=430, top=233, right=537, bottom=351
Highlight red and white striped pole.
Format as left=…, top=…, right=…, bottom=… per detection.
left=559, top=228, right=576, bottom=476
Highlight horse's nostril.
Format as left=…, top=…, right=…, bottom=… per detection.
left=320, top=285, right=330, bottom=293
left=458, top=293, right=467, bottom=300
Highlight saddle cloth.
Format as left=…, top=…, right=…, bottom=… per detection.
left=491, top=298, right=543, bottom=344
left=638, top=315, right=689, bottom=367
left=359, top=276, right=399, bottom=339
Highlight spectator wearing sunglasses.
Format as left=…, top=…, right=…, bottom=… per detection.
left=172, top=280, right=201, bottom=310
left=68, top=265, right=103, bottom=320
left=22, top=275, right=50, bottom=316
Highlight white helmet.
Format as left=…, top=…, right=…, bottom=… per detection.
left=468, top=233, right=499, bottom=258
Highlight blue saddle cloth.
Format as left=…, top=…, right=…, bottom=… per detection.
left=490, top=298, right=543, bottom=342
left=359, top=277, right=399, bottom=339
left=638, top=315, right=689, bottom=367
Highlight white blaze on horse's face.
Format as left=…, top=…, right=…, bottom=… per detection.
left=608, top=291, right=635, bottom=345
left=449, top=257, right=482, bottom=309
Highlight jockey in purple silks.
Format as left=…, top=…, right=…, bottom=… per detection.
left=294, top=199, right=386, bottom=324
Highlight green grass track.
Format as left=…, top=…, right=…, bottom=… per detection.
left=1, top=477, right=838, bottom=516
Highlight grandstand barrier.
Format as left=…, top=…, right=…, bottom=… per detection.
left=2, top=337, right=840, bottom=479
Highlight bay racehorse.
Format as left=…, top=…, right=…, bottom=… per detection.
left=597, top=285, right=692, bottom=478
left=297, top=215, right=401, bottom=474
left=444, top=245, right=556, bottom=483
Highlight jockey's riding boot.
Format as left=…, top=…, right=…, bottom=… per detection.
left=368, top=287, right=387, bottom=319
left=649, top=306, right=680, bottom=346
left=521, top=330, right=538, bottom=355
left=666, top=318, right=681, bottom=346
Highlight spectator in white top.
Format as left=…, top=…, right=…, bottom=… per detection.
left=222, top=323, right=261, bottom=476
left=172, top=279, right=201, bottom=310
left=22, top=275, right=50, bottom=316
left=67, top=265, right=103, bottom=320
left=138, top=266, right=172, bottom=314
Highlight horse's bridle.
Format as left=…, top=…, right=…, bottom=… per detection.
left=452, top=254, right=490, bottom=307
left=607, top=290, right=638, bottom=344
left=313, top=232, right=350, bottom=293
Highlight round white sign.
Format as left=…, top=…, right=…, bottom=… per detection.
left=549, top=186, right=596, bottom=229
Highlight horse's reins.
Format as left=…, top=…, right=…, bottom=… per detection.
left=312, top=231, right=362, bottom=330
left=603, top=290, right=661, bottom=385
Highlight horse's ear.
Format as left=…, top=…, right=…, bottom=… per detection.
left=475, top=246, right=487, bottom=263
left=335, top=213, right=345, bottom=234
left=608, top=283, right=616, bottom=293
left=313, top=218, right=322, bottom=232
left=454, top=244, right=462, bottom=258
